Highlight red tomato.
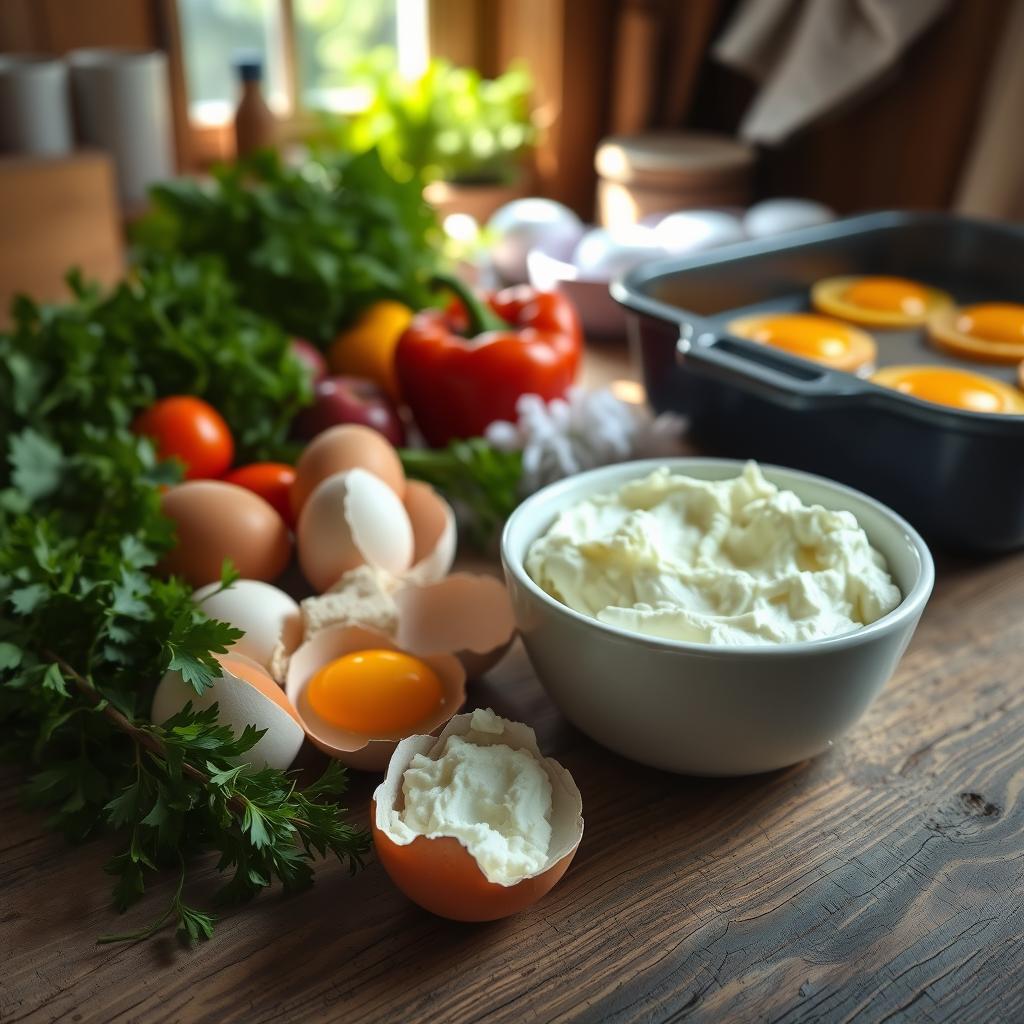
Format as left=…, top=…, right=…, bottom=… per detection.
left=133, top=396, right=234, bottom=479
left=222, top=463, right=298, bottom=528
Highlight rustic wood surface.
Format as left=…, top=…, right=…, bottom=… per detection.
left=2, top=343, right=1022, bottom=1024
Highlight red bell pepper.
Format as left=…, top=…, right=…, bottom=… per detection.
left=394, top=276, right=582, bottom=446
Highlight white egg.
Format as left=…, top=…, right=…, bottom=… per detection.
left=193, top=579, right=302, bottom=673
left=487, top=198, right=584, bottom=283
left=653, top=210, right=746, bottom=255
left=571, top=225, right=664, bottom=281
left=152, top=654, right=304, bottom=771
left=743, top=198, right=835, bottom=239
left=297, top=468, right=414, bottom=593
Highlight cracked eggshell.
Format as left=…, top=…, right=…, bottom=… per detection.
left=193, top=580, right=302, bottom=674
left=297, top=468, right=414, bottom=593
left=290, top=424, right=406, bottom=519
left=372, top=709, right=584, bottom=921
left=284, top=625, right=466, bottom=771
left=394, top=573, right=517, bottom=676
left=151, top=653, right=304, bottom=770
left=403, top=480, right=456, bottom=585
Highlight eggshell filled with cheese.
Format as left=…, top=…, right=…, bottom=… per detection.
left=372, top=709, right=584, bottom=921
left=285, top=625, right=466, bottom=770
left=161, top=481, right=292, bottom=587
left=297, top=469, right=415, bottom=592
left=291, top=424, right=406, bottom=518
left=193, top=580, right=302, bottom=675
left=152, top=653, right=304, bottom=770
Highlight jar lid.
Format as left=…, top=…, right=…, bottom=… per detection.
left=596, top=133, right=755, bottom=186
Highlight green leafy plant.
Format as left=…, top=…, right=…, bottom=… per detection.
left=315, top=49, right=536, bottom=186
left=0, top=274, right=368, bottom=945
left=135, top=148, right=444, bottom=346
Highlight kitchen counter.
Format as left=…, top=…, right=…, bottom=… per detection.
left=2, top=341, right=1021, bottom=1024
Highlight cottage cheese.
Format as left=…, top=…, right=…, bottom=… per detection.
left=390, top=709, right=553, bottom=884
left=526, top=462, right=902, bottom=645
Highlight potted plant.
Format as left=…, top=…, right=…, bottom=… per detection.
left=315, top=48, right=538, bottom=222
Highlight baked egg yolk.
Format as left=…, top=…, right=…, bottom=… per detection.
left=727, top=312, right=877, bottom=372
left=811, top=275, right=952, bottom=327
left=872, top=365, right=1024, bottom=414
left=929, top=302, right=1024, bottom=363
left=307, top=649, right=445, bottom=736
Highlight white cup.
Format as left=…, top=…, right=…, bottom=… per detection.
left=68, top=48, right=174, bottom=208
left=0, top=54, right=74, bottom=156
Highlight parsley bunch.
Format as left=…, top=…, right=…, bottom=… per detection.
left=135, top=148, right=444, bottom=346
left=0, top=270, right=368, bottom=945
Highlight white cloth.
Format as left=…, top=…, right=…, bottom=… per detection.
left=714, top=0, right=951, bottom=144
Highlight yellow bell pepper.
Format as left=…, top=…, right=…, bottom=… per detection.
left=328, top=300, right=413, bottom=402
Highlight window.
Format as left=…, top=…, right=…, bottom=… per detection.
left=178, top=0, right=428, bottom=128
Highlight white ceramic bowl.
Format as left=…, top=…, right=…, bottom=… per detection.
left=501, top=459, right=934, bottom=776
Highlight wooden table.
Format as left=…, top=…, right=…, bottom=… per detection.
left=3, top=342, right=1023, bottom=1024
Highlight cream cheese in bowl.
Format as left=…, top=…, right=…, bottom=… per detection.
left=526, top=461, right=902, bottom=646
left=502, top=457, right=934, bottom=775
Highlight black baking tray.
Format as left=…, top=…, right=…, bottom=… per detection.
left=612, top=212, right=1024, bottom=552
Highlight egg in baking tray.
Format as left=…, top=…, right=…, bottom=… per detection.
left=872, top=364, right=1024, bottom=414
left=928, top=302, right=1024, bottom=363
left=812, top=275, right=952, bottom=328
left=727, top=312, right=877, bottom=373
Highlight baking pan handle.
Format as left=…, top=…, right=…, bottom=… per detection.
left=678, top=331, right=857, bottom=406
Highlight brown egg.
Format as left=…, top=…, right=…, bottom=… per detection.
left=290, top=424, right=406, bottom=518
left=161, top=480, right=292, bottom=587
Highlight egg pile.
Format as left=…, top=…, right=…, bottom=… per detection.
left=153, top=424, right=517, bottom=773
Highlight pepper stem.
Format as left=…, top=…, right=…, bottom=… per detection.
left=432, top=273, right=509, bottom=336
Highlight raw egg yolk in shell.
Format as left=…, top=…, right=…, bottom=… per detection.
left=929, top=303, right=1024, bottom=363
left=307, top=650, right=445, bottom=737
left=811, top=275, right=952, bottom=327
left=872, top=365, right=1024, bottom=414
left=727, top=312, right=877, bottom=373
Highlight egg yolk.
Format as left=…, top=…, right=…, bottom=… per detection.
left=875, top=367, right=1012, bottom=412
left=307, top=650, right=444, bottom=737
left=842, top=277, right=929, bottom=316
left=744, top=314, right=862, bottom=361
left=955, top=303, right=1024, bottom=344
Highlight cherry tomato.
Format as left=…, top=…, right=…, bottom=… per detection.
left=133, top=396, right=235, bottom=479
left=222, top=463, right=297, bottom=528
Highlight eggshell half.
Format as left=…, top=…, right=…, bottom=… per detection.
left=160, top=481, right=292, bottom=588
left=285, top=625, right=466, bottom=771
left=394, top=574, right=517, bottom=676
left=402, top=480, right=457, bottom=585
left=151, top=653, right=304, bottom=770
left=297, top=468, right=414, bottom=593
left=193, top=580, right=302, bottom=673
left=291, top=424, right=406, bottom=518
left=373, top=710, right=584, bottom=921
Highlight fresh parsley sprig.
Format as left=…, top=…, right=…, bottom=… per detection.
left=0, top=272, right=368, bottom=945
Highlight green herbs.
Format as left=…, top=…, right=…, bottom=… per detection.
left=317, top=51, right=536, bottom=186
left=0, top=271, right=367, bottom=945
left=136, top=148, right=444, bottom=346
left=401, top=438, right=523, bottom=549
left=1, top=262, right=310, bottom=463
